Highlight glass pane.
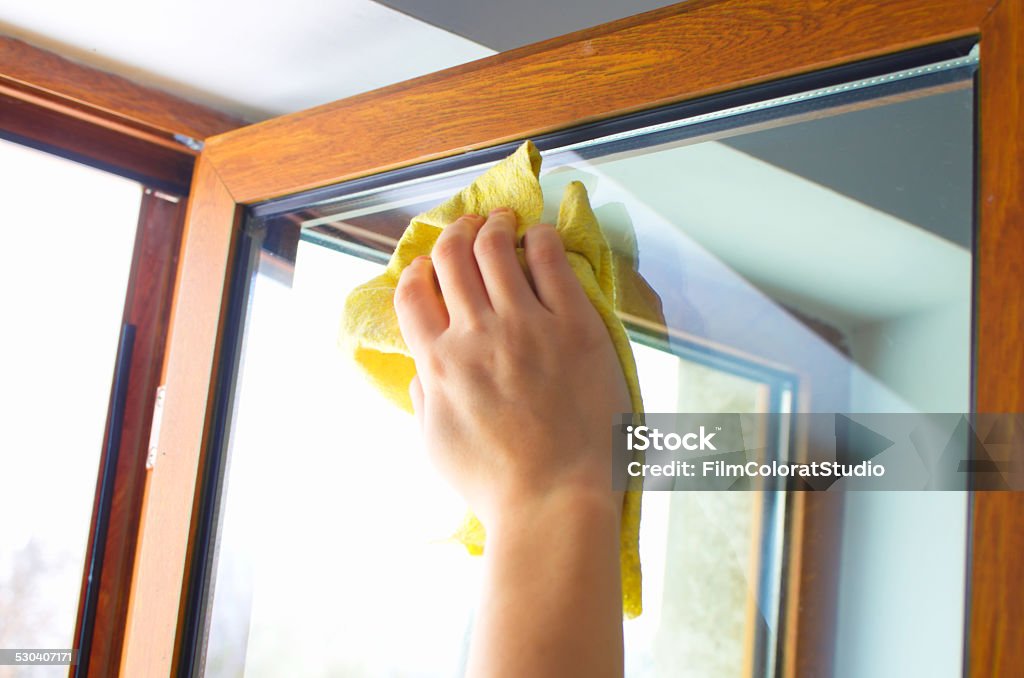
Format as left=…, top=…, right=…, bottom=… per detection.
left=0, top=140, right=141, bottom=667
left=199, top=45, right=975, bottom=678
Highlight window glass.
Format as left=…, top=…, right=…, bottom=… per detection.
left=0, top=140, right=141, bottom=668
left=199, top=45, right=975, bottom=677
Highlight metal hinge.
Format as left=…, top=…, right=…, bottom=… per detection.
left=144, top=187, right=182, bottom=203
left=173, top=133, right=204, bottom=152
left=146, top=385, right=166, bottom=470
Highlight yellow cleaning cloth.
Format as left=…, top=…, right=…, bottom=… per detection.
left=341, top=141, right=644, bottom=618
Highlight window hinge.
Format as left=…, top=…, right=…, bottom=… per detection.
left=144, top=187, right=182, bottom=204
left=146, top=385, right=166, bottom=470
left=173, top=133, right=204, bottom=152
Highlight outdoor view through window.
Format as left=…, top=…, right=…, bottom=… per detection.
left=0, top=139, right=141, bottom=676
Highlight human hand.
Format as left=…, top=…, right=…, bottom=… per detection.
left=393, top=207, right=631, bottom=529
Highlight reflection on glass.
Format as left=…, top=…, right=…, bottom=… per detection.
left=201, top=48, right=975, bottom=678
left=0, top=140, right=141, bottom=670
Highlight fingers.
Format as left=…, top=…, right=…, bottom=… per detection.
left=416, top=212, right=584, bottom=327
left=474, top=208, right=537, bottom=312
left=431, top=214, right=491, bottom=322
left=523, top=223, right=590, bottom=314
left=394, top=256, right=448, bottom=355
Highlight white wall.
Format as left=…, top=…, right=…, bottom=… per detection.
left=835, top=302, right=971, bottom=677
left=850, top=301, right=971, bottom=413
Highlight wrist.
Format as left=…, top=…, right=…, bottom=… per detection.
left=485, top=483, right=623, bottom=543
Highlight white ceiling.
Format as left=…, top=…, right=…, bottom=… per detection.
left=0, top=0, right=495, bottom=122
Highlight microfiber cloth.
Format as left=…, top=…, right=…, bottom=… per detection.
left=341, top=141, right=645, bottom=618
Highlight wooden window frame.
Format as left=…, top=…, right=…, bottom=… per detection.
left=0, top=36, right=243, bottom=194
left=124, top=0, right=1023, bottom=676
left=0, top=36, right=245, bottom=677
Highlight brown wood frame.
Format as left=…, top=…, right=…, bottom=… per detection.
left=69, top=190, right=188, bottom=678
left=1, top=36, right=245, bottom=678
left=0, top=36, right=245, bottom=194
left=124, top=0, right=1024, bottom=675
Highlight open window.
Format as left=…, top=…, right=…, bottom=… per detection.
left=121, top=1, right=1024, bottom=676
left=0, top=36, right=242, bottom=676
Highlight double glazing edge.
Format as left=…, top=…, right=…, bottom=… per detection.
left=554, top=45, right=979, bottom=155
left=247, top=39, right=977, bottom=223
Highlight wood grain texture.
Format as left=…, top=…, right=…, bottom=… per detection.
left=204, top=0, right=994, bottom=203
left=0, top=36, right=245, bottom=142
left=782, top=492, right=844, bottom=678
left=976, top=0, right=1024, bottom=413
left=0, top=92, right=194, bottom=194
left=0, top=79, right=194, bottom=154
left=70, top=191, right=187, bottom=678
left=969, top=0, right=1024, bottom=675
left=120, top=156, right=239, bottom=678
left=969, top=493, right=1024, bottom=677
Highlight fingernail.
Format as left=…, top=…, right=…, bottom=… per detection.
left=463, top=213, right=484, bottom=223
left=489, top=207, right=512, bottom=216
left=413, top=255, right=431, bottom=264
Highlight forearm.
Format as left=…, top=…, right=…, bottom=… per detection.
left=393, top=208, right=631, bottom=675
left=466, top=488, right=624, bottom=678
